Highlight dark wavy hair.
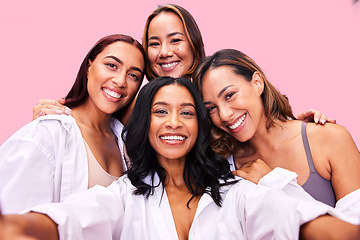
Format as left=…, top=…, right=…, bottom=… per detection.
left=64, top=34, right=146, bottom=120
left=123, top=76, right=235, bottom=207
left=194, top=49, right=296, bottom=156
left=143, top=4, right=205, bottom=80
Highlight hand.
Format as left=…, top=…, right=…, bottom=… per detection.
left=232, top=159, right=272, bottom=184
left=32, top=98, right=71, bottom=120
left=296, top=109, right=336, bottom=125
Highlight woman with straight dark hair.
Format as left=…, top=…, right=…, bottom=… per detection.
left=1, top=77, right=359, bottom=240
left=0, top=34, right=146, bottom=214
left=194, top=48, right=360, bottom=223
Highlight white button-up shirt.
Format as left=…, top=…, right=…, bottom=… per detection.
left=228, top=154, right=360, bottom=224
left=0, top=114, right=126, bottom=214
left=30, top=173, right=339, bottom=240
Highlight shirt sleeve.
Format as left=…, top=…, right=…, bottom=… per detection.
left=234, top=180, right=337, bottom=239
left=335, top=188, right=360, bottom=224
left=29, top=180, right=126, bottom=240
left=258, top=167, right=316, bottom=202
left=0, top=132, right=55, bottom=214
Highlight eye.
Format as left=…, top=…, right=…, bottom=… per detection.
left=148, top=42, right=160, bottom=47
left=181, top=110, right=195, bottom=117
left=224, top=92, right=236, bottom=100
left=206, top=106, right=217, bottom=114
left=153, top=109, right=168, bottom=115
left=171, top=38, right=182, bottom=44
left=106, top=63, right=117, bottom=69
left=128, top=73, right=139, bottom=81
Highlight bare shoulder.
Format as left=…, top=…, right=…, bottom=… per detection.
left=305, top=122, right=355, bottom=144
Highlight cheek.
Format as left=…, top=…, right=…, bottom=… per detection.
left=147, top=50, right=158, bottom=64
left=127, top=81, right=140, bottom=97
left=209, top=114, right=222, bottom=127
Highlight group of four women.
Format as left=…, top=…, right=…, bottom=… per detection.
left=0, top=4, right=359, bottom=239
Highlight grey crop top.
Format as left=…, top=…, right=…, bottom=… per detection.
left=301, top=122, right=336, bottom=207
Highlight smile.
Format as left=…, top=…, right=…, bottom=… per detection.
left=160, top=62, right=179, bottom=69
left=103, top=88, right=122, bottom=99
left=160, top=135, right=186, bottom=141
left=228, top=113, right=246, bottom=130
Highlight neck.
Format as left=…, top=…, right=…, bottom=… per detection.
left=71, top=102, right=113, bottom=133
left=241, top=119, right=299, bottom=156
left=159, top=156, right=187, bottom=187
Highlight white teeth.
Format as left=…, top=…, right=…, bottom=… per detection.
left=229, top=113, right=246, bottom=130
left=103, top=88, right=122, bottom=99
left=160, top=135, right=186, bottom=141
left=160, top=62, right=178, bottom=69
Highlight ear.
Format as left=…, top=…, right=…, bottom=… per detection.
left=251, top=71, right=264, bottom=96
left=87, top=60, right=92, bottom=74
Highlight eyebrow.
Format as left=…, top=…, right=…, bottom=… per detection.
left=218, top=85, right=234, bottom=98
left=105, top=55, right=143, bottom=74
left=152, top=101, right=196, bottom=108
left=203, top=85, right=234, bottom=105
left=148, top=32, right=184, bottom=41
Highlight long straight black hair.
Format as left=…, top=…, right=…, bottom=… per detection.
left=123, top=76, right=235, bottom=207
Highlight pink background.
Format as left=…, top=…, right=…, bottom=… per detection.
left=1, top=0, right=359, bottom=148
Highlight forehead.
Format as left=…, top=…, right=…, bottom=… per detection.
left=96, top=41, right=144, bottom=70
left=203, top=66, right=245, bottom=85
left=152, top=84, right=195, bottom=105
left=148, top=11, right=185, bottom=36
left=201, top=66, right=249, bottom=97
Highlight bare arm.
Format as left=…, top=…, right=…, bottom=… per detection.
left=320, top=124, right=360, bottom=200
left=300, top=215, right=360, bottom=240
left=0, top=213, right=58, bottom=240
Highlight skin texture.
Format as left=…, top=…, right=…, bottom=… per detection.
left=85, top=41, right=143, bottom=115
left=147, top=12, right=194, bottom=79
left=149, top=85, right=198, bottom=163
left=201, top=65, right=360, bottom=201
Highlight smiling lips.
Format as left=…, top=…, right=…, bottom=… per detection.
left=160, top=134, right=187, bottom=144
left=160, top=61, right=179, bottom=71
left=103, top=88, right=123, bottom=99
left=228, top=113, right=246, bottom=130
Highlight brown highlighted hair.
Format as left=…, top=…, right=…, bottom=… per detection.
left=143, top=4, right=205, bottom=80
left=194, top=49, right=295, bottom=156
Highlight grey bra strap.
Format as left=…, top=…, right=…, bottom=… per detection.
left=301, top=122, right=315, bottom=172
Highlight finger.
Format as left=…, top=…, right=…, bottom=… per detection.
left=296, top=109, right=314, bottom=122
left=327, top=118, right=337, bottom=124
left=32, top=106, right=43, bottom=120
left=57, top=97, right=66, bottom=105
left=319, top=114, right=328, bottom=125
left=37, top=99, right=65, bottom=108
left=232, top=169, right=249, bottom=179
left=312, top=111, right=325, bottom=124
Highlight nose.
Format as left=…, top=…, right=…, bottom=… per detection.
left=219, top=105, right=233, bottom=123
left=158, top=43, right=173, bottom=58
left=111, top=72, right=127, bottom=88
left=165, top=112, right=182, bottom=129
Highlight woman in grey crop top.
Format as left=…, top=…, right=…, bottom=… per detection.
left=194, top=49, right=360, bottom=209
